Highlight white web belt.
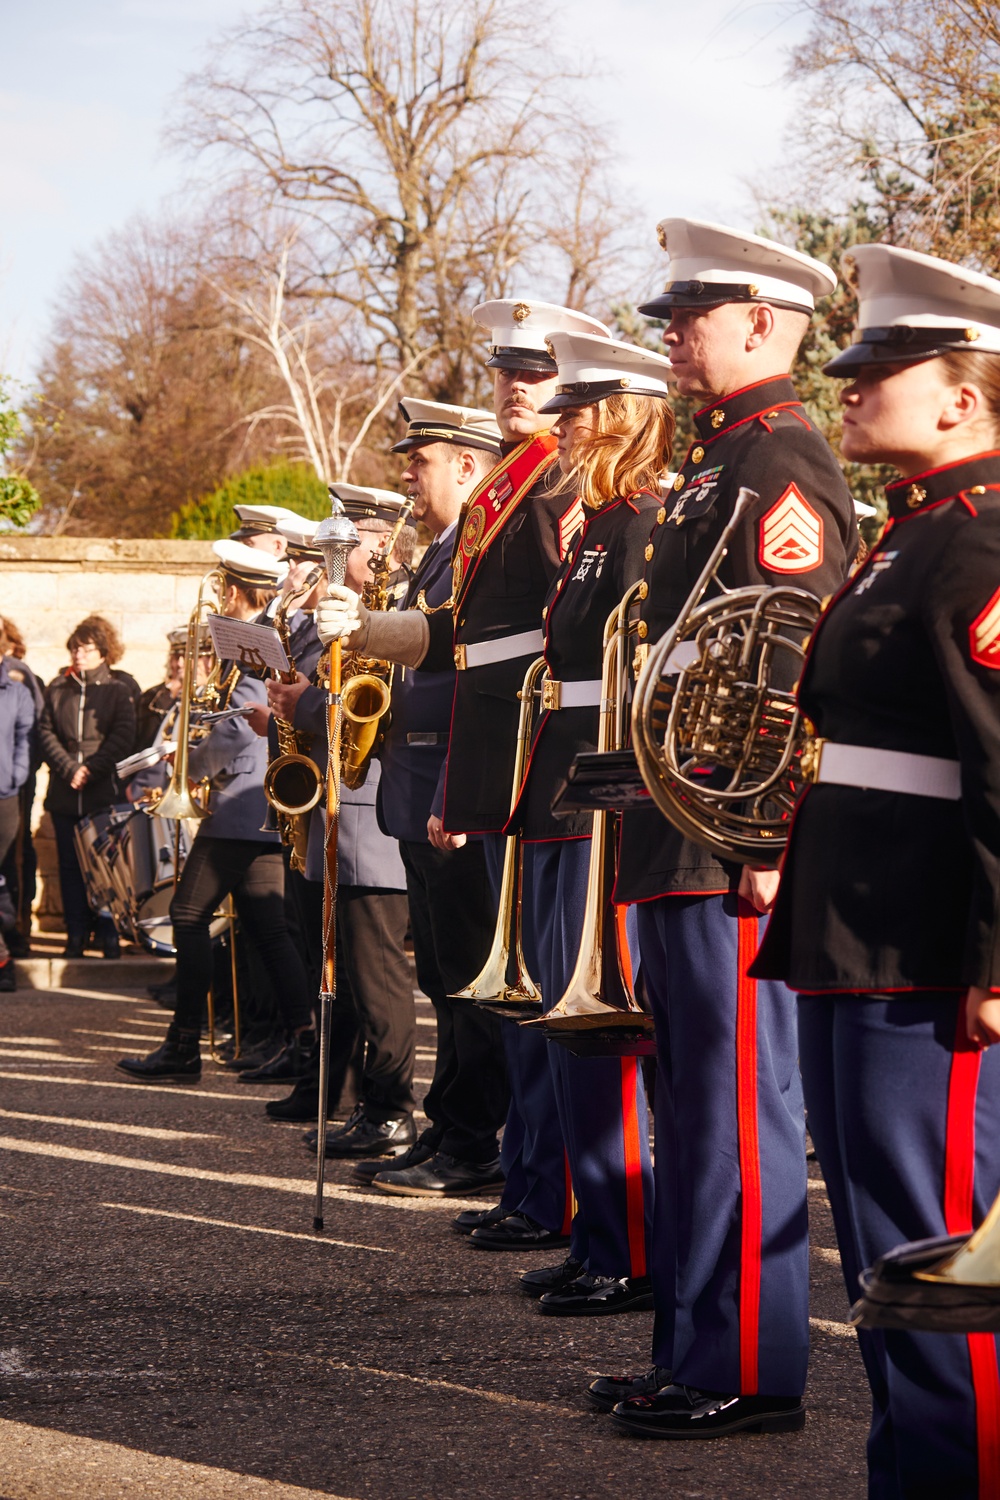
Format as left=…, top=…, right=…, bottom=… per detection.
left=812, top=742, right=961, bottom=801
left=455, top=630, right=545, bottom=670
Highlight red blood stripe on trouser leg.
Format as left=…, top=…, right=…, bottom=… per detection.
left=944, top=1007, right=1000, bottom=1498
left=736, top=900, right=762, bottom=1395
left=561, top=1150, right=574, bottom=1237
left=619, top=1057, right=646, bottom=1278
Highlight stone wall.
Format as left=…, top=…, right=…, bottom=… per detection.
left=0, top=538, right=217, bottom=931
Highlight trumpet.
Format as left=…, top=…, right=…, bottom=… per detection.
left=340, top=499, right=415, bottom=789
left=521, top=583, right=655, bottom=1056
left=450, top=655, right=547, bottom=1015
left=632, top=487, right=822, bottom=864
left=263, top=566, right=325, bottom=873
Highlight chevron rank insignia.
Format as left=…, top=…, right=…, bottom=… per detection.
left=558, top=498, right=585, bottom=559
left=758, top=485, right=823, bottom=573
left=970, top=587, right=1000, bottom=669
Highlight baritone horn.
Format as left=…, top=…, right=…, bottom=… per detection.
left=522, top=582, right=654, bottom=1055
left=632, top=487, right=822, bottom=865
left=450, top=655, right=547, bottom=1015
left=146, top=567, right=225, bottom=822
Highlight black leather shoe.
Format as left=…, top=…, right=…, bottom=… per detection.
left=354, top=1137, right=436, bottom=1183
left=610, top=1386, right=805, bottom=1439
left=520, top=1257, right=585, bottom=1298
left=265, top=1085, right=320, bottom=1121
left=102, top=938, right=121, bottom=960
left=588, top=1366, right=673, bottom=1413
left=539, top=1273, right=654, bottom=1316
left=0, top=961, right=15, bottom=993
left=63, top=937, right=86, bottom=959
left=311, top=1111, right=418, bottom=1159
left=452, top=1204, right=505, bottom=1236
left=116, top=1031, right=201, bottom=1082
left=223, top=1037, right=281, bottom=1072
left=373, top=1153, right=505, bottom=1197
left=238, top=1030, right=316, bottom=1083
left=469, top=1212, right=571, bottom=1251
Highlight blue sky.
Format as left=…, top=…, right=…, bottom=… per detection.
left=0, top=0, right=811, bottom=385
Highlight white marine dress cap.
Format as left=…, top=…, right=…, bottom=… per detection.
left=639, top=218, right=837, bottom=318
left=824, top=243, right=1000, bottom=376
left=473, top=299, right=611, bottom=374
left=539, top=332, right=674, bottom=412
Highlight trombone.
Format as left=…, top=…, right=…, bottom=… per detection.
left=521, top=582, right=655, bottom=1056
left=450, top=655, right=547, bottom=1016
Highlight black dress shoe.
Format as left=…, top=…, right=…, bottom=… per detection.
left=373, top=1153, right=505, bottom=1197
left=102, top=938, right=121, bottom=960
left=63, top=937, right=86, bottom=959
left=539, top=1273, right=654, bottom=1316
left=588, top=1366, right=673, bottom=1413
left=309, top=1111, right=418, bottom=1159
left=265, top=1086, right=320, bottom=1122
left=238, top=1030, right=316, bottom=1083
left=452, top=1204, right=506, bottom=1235
left=116, top=1031, right=201, bottom=1083
left=469, top=1211, right=571, bottom=1251
left=354, top=1137, right=436, bottom=1183
left=610, top=1386, right=805, bottom=1439
left=223, top=1038, right=281, bottom=1072
left=520, top=1257, right=585, bottom=1298
left=0, top=961, right=15, bottom=993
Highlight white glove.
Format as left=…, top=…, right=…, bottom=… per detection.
left=316, top=586, right=367, bottom=646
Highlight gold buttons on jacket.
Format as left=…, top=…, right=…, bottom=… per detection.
left=691, top=446, right=705, bottom=464
left=710, top=409, right=725, bottom=429
left=971, top=485, right=987, bottom=495
left=638, top=581, right=648, bottom=600
left=657, top=507, right=666, bottom=525
left=636, top=620, right=648, bottom=639
left=644, top=543, right=654, bottom=561
left=673, top=475, right=685, bottom=492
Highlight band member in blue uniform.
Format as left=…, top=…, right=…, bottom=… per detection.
left=597, top=221, right=858, bottom=1435
left=502, top=332, right=673, bottom=1312
left=364, top=398, right=512, bottom=1198
left=317, top=299, right=612, bottom=1250
left=754, top=244, right=1000, bottom=1499
left=118, top=541, right=314, bottom=1083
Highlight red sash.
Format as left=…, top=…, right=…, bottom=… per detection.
left=451, top=434, right=559, bottom=614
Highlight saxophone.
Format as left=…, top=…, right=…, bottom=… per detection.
left=339, top=499, right=415, bottom=789
left=263, top=569, right=325, bottom=873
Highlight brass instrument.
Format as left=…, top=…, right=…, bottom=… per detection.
left=450, top=655, right=547, bottom=1016
left=521, top=583, right=655, bottom=1056
left=263, top=567, right=325, bottom=873
left=339, top=499, right=415, bottom=789
left=632, top=487, right=822, bottom=865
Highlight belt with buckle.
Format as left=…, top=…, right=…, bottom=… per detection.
left=406, top=732, right=447, bottom=746
left=540, top=678, right=603, bottom=711
left=454, top=630, right=545, bottom=670
left=802, top=739, right=961, bottom=800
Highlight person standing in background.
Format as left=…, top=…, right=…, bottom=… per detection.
left=0, top=654, right=36, bottom=989
left=0, top=619, right=44, bottom=957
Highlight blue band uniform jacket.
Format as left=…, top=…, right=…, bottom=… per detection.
left=754, top=451, right=1000, bottom=993
left=506, top=491, right=661, bottom=842
left=421, top=445, right=579, bottom=834
left=187, top=670, right=279, bottom=843
left=614, top=374, right=858, bottom=904
left=377, top=526, right=457, bottom=843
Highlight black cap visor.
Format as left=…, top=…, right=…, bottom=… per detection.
left=823, top=325, right=992, bottom=377
left=485, top=346, right=558, bottom=375
left=539, top=381, right=671, bottom=414
left=639, top=280, right=812, bottom=319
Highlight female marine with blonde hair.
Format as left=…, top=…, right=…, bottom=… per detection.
left=501, top=332, right=675, bottom=1316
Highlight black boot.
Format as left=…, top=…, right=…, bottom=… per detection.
left=63, top=933, right=86, bottom=959
left=116, top=1027, right=201, bottom=1082
left=265, top=1079, right=320, bottom=1121
left=239, top=1028, right=316, bottom=1084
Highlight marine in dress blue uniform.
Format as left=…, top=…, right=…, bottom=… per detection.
left=501, top=332, right=675, bottom=1312
left=754, top=243, right=1000, bottom=1498
left=600, top=221, right=858, bottom=1437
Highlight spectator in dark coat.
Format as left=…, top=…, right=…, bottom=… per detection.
left=39, top=618, right=136, bottom=959
left=0, top=656, right=36, bottom=989
left=0, top=617, right=45, bottom=957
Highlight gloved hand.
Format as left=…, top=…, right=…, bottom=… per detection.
left=316, top=586, right=367, bottom=646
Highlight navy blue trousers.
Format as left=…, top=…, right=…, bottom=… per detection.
left=637, top=892, right=809, bottom=1396
left=525, top=839, right=653, bottom=1277
left=799, top=994, right=1000, bottom=1500
left=483, top=833, right=569, bottom=1233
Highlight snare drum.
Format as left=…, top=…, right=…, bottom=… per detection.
left=101, top=813, right=226, bottom=955
left=73, top=807, right=130, bottom=921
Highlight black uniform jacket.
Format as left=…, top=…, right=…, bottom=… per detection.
left=506, top=491, right=660, bottom=842
left=422, top=440, right=579, bottom=834
left=613, top=375, right=858, bottom=904
left=754, top=451, right=1000, bottom=993
left=377, top=526, right=457, bottom=844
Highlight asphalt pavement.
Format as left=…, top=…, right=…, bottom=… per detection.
left=0, top=968, right=870, bottom=1499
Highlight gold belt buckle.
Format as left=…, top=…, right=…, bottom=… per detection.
left=799, top=735, right=826, bottom=784
left=541, top=678, right=562, bottom=711
left=454, top=644, right=467, bottom=670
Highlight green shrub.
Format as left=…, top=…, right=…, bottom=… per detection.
left=169, top=463, right=329, bottom=539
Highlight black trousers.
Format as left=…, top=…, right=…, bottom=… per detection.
left=50, top=811, right=117, bottom=947
left=0, top=794, right=22, bottom=963
left=1, top=775, right=36, bottom=943
left=169, top=836, right=311, bottom=1036
left=400, top=839, right=509, bottom=1163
